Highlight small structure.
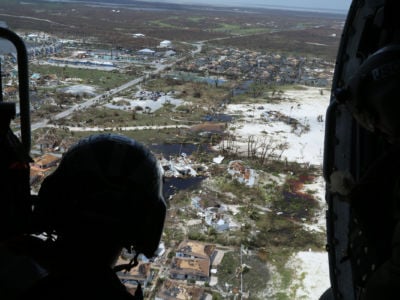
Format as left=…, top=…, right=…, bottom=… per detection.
left=227, top=160, right=257, bottom=187
left=213, top=155, right=224, bottom=164
left=30, top=168, right=44, bottom=186
left=137, top=48, right=155, bottom=56
left=116, top=257, right=152, bottom=288
left=176, top=240, right=215, bottom=260
left=164, top=50, right=176, bottom=57
left=3, top=86, right=17, bottom=96
left=72, top=51, right=88, bottom=58
left=155, top=242, right=166, bottom=257
left=32, top=153, right=61, bottom=170
left=27, top=33, right=39, bottom=40
left=169, top=240, right=216, bottom=282
left=156, top=279, right=205, bottom=300
left=159, top=40, right=172, bottom=48
left=170, top=257, right=210, bottom=281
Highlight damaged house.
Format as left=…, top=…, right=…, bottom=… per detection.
left=169, top=241, right=216, bottom=282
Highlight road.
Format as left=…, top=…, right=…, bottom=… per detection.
left=46, top=124, right=190, bottom=132
left=30, top=41, right=203, bottom=132
left=27, top=33, right=260, bottom=134
left=0, top=13, right=72, bottom=28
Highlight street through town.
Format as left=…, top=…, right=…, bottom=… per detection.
left=29, top=41, right=203, bottom=133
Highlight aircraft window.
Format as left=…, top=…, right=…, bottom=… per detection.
left=0, top=0, right=352, bottom=299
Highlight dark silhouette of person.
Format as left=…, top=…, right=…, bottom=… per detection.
left=0, top=133, right=166, bottom=300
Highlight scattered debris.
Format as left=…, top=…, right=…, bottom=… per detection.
left=227, top=160, right=258, bottom=187
left=213, top=155, right=224, bottom=164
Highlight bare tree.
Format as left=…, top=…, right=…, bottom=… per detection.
left=247, top=81, right=266, bottom=98
left=246, top=135, right=289, bottom=165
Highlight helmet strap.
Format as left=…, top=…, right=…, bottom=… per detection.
left=127, top=252, right=139, bottom=271
left=112, top=251, right=139, bottom=273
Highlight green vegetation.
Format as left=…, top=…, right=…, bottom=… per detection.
left=161, top=157, right=324, bottom=297
left=144, top=78, right=232, bottom=105
left=163, top=227, right=185, bottom=247
left=212, top=293, right=223, bottom=300
left=187, top=16, right=206, bottom=22
left=30, top=64, right=137, bottom=90
left=52, top=103, right=206, bottom=130
left=218, top=251, right=270, bottom=298
left=214, top=23, right=270, bottom=35
left=230, top=84, right=312, bottom=104
left=213, top=176, right=269, bottom=206
left=173, top=159, right=325, bottom=297
left=59, top=106, right=177, bottom=127
left=31, top=127, right=190, bottom=148
left=149, top=20, right=180, bottom=29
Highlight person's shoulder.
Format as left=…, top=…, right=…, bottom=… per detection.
left=0, top=236, right=49, bottom=300
left=20, top=265, right=136, bottom=300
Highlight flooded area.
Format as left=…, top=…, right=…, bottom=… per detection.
left=149, top=143, right=212, bottom=199
left=163, top=176, right=207, bottom=200
left=202, top=113, right=234, bottom=122
left=149, top=143, right=212, bottom=157
left=164, top=72, right=227, bottom=86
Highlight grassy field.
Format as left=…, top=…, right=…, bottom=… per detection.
left=214, top=23, right=271, bottom=35
left=31, top=127, right=190, bottom=148
left=30, top=64, right=138, bottom=90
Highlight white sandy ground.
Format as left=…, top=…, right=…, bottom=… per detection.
left=286, top=251, right=330, bottom=300
left=289, top=174, right=330, bottom=300
left=302, top=175, right=328, bottom=234
left=219, top=86, right=331, bottom=299
left=216, top=87, right=329, bottom=165
left=59, top=84, right=97, bottom=96
left=105, top=94, right=183, bottom=112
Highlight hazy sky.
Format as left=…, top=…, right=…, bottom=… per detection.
left=142, top=0, right=353, bottom=12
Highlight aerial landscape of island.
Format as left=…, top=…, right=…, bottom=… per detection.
left=0, top=0, right=348, bottom=298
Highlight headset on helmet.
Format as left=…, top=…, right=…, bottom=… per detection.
left=34, top=134, right=166, bottom=259
left=336, top=44, right=400, bottom=141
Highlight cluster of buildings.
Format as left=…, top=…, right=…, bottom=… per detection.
left=0, top=31, right=63, bottom=99
left=190, top=195, right=240, bottom=234
left=156, top=240, right=223, bottom=300
left=17, top=32, right=63, bottom=58
left=29, top=153, right=61, bottom=187
left=156, top=280, right=207, bottom=300
left=159, top=153, right=208, bottom=178
left=1, top=29, right=177, bottom=79
left=177, top=47, right=334, bottom=87
left=170, top=241, right=215, bottom=282
left=43, top=38, right=176, bottom=68
left=111, top=240, right=223, bottom=300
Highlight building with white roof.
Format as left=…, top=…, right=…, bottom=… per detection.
left=137, top=48, right=155, bottom=55
left=160, top=40, right=172, bottom=48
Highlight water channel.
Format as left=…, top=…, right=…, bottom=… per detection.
left=149, top=143, right=213, bottom=199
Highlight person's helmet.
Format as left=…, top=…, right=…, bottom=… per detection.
left=336, top=44, right=400, bottom=141
left=35, top=134, right=166, bottom=258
